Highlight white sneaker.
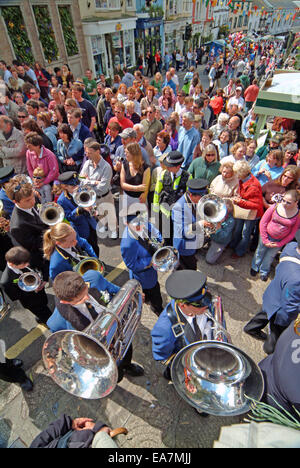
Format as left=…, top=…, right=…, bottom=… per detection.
left=110, top=230, right=118, bottom=239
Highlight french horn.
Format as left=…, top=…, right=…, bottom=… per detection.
left=39, top=202, right=65, bottom=226
left=197, top=194, right=227, bottom=235
left=42, top=279, right=143, bottom=399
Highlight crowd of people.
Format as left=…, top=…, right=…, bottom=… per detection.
left=0, top=34, right=300, bottom=447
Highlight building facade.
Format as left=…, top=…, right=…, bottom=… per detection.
left=0, top=0, right=88, bottom=78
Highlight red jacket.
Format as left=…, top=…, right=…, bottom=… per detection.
left=237, top=174, right=264, bottom=218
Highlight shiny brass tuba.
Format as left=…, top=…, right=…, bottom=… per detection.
left=39, top=202, right=65, bottom=226
left=197, top=194, right=227, bottom=235
left=42, top=279, right=143, bottom=399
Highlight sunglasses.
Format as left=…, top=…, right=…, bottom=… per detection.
left=18, top=115, right=27, bottom=119
left=206, top=153, right=216, bottom=157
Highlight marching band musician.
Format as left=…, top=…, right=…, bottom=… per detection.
left=57, top=171, right=99, bottom=257
left=42, top=223, right=98, bottom=281
left=0, top=246, right=52, bottom=324
left=0, top=340, right=33, bottom=392
left=120, top=207, right=163, bottom=316
left=51, top=270, right=144, bottom=381
left=6, top=178, right=49, bottom=281
left=0, top=166, right=16, bottom=218
left=172, top=178, right=212, bottom=270
left=151, top=270, right=213, bottom=381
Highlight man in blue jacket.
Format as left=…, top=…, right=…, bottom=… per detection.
left=172, top=178, right=211, bottom=270
left=57, top=171, right=99, bottom=257
left=120, top=209, right=163, bottom=316
left=244, top=230, right=300, bottom=354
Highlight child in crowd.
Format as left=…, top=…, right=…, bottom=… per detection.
left=32, top=167, right=52, bottom=204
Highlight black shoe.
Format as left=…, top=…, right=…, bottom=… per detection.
left=260, top=275, right=268, bottom=282
left=123, top=363, right=144, bottom=377
left=244, top=328, right=267, bottom=341
left=21, top=378, right=33, bottom=392
left=163, top=367, right=172, bottom=381
left=250, top=268, right=258, bottom=277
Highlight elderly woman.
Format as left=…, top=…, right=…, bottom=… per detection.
left=221, top=141, right=246, bottom=165
left=188, top=144, right=220, bottom=184
left=261, top=165, right=299, bottom=210
left=209, top=161, right=239, bottom=199
left=210, top=112, right=230, bottom=139
left=251, top=190, right=300, bottom=281
left=213, top=129, right=232, bottom=160
left=252, top=149, right=284, bottom=186
left=230, top=160, right=264, bottom=258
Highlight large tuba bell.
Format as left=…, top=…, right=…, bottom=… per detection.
left=42, top=279, right=143, bottom=399
left=197, top=194, right=227, bottom=235
left=39, top=202, right=65, bottom=226
left=171, top=341, right=264, bottom=417
left=18, top=269, right=42, bottom=292
left=73, top=257, right=105, bottom=276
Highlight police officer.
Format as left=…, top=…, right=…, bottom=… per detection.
left=153, top=151, right=191, bottom=246
left=151, top=270, right=213, bottom=380
left=172, top=178, right=212, bottom=270
left=120, top=207, right=163, bottom=316
left=57, top=171, right=99, bottom=257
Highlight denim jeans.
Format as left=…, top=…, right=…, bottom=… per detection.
left=230, top=219, right=256, bottom=257
left=251, top=235, right=280, bottom=276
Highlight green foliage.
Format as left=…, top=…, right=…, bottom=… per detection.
left=1, top=6, right=34, bottom=63
left=58, top=6, right=79, bottom=57
left=32, top=5, right=59, bottom=63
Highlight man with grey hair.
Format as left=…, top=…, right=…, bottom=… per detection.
left=177, top=112, right=201, bottom=169
left=210, top=112, right=229, bottom=139
left=114, top=127, right=150, bottom=167
left=0, top=116, right=26, bottom=173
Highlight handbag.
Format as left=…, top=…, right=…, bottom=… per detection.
left=233, top=204, right=257, bottom=220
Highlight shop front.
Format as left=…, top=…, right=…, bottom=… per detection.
left=135, top=17, right=164, bottom=61
left=83, top=17, right=137, bottom=79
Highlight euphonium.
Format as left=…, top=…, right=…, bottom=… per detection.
left=42, top=279, right=143, bottom=399
left=197, top=194, right=227, bottom=235
left=39, top=202, right=65, bottom=226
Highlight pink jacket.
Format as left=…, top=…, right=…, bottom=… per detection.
left=26, top=146, right=59, bottom=185
left=259, top=204, right=300, bottom=248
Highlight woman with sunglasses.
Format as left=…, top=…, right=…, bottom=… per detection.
left=251, top=190, right=300, bottom=281
left=262, top=165, right=299, bottom=210
left=188, top=144, right=220, bottom=184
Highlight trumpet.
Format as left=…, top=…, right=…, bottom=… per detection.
left=39, top=202, right=65, bottom=226
left=73, top=184, right=98, bottom=217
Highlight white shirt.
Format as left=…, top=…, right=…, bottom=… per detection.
left=178, top=306, right=212, bottom=340
left=73, top=294, right=106, bottom=324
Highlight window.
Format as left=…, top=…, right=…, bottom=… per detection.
left=95, top=0, right=120, bottom=9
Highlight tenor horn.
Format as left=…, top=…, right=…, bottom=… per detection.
left=18, top=269, right=42, bottom=292
left=39, top=202, right=65, bottom=226
left=42, top=279, right=143, bottom=399
left=73, top=257, right=105, bottom=276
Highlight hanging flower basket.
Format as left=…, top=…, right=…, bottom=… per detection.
left=1, top=6, right=34, bottom=63
left=32, top=5, right=59, bottom=63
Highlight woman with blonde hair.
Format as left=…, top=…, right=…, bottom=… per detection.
left=252, top=149, right=284, bottom=186
left=43, top=223, right=97, bottom=281
left=116, top=83, right=128, bottom=103
left=221, top=141, right=246, bottom=165
left=120, top=142, right=151, bottom=211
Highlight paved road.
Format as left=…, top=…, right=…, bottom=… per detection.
left=0, top=65, right=265, bottom=449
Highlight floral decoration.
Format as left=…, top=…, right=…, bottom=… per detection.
left=1, top=6, right=34, bottom=63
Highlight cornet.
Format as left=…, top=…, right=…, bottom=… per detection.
left=39, top=202, right=65, bottom=226
left=18, top=269, right=43, bottom=292
left=73, top=184, right=98, bottom=217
